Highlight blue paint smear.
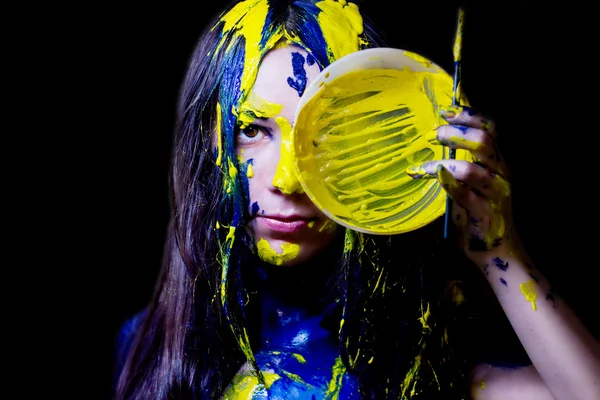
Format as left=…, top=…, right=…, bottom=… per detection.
left=492, top=257, right=509, bottom=271
left=251, top=201, right=260, bottom=215
left=455, top=125, right=469, bottom=134
left=253, top=266, right=360, bottom=398
left=287, top=52, right=307, bottom=97
left=306, top=53, right=316, bottom=66
left=499, top=277, right=507, bottom=286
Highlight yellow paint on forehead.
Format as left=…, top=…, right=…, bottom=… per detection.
left=216, top=0, right=285, bottom=108
left=316, top=0, right=365, bottom=62
left=237, top=92, right=284, bottom=128
left=256, top=238, right=300, bottom=265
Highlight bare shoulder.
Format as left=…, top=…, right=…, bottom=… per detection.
left=469, top=363, right=555, bottom=400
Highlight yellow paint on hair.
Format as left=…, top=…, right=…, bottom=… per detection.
left=417, top=302, right=431, bottom=331
left=215, top=103, right=223, bottom=166
left=316, top=0, right=365, bottom=62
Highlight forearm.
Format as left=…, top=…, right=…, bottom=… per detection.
left=475, top=250, right=600, bottom=400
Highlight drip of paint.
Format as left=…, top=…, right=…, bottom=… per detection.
left=520, top=279, right=538, bottom=311
left=293, top=58, right=471, bottom=234
left=257, top=238, right=300, bottom=265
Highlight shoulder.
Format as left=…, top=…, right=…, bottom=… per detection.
left=469, top=363, right=554, bottom=400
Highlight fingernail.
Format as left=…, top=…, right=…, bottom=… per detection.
left=438, top=105, right=463, bottom=119
left=406, top=163, right=436, bottom=179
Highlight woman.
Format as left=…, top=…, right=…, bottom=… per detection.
left=114, top=0, right=600, bottom=398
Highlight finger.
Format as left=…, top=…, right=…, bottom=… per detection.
left=438, top=105, right=496, bottom=138
left=436, top=164, right=491, bottom=219
left=406, top=160, right=510, bottom=200
left=436, top=124, right=505, bottom=175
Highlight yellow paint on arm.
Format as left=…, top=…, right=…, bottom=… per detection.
left=256, top=238, right=300, bottom=265
left=520, top=279, right=538, bottom=311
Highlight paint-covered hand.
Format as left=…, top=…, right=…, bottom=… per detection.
left=406, top=105, right=515, bottom=266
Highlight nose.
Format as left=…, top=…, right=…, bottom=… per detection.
left=271, top=122, right=304, bottom=195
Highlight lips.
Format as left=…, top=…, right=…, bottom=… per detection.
left=257, top=215, right=313, bottom=233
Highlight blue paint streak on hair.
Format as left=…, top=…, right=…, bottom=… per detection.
left=287, top=52, right=307, bottom=96
left=499, top=277, right=507, bottom=286
left=492, top=257, right=509, bottom=271
left=287, top=1, right=331, bottom=69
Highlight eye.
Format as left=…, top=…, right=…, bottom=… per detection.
left=241, top=125, right=259, bottom=138
left=236, top=124, right=269, bottom=145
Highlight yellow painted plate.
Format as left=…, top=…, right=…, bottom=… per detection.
left=292, top=47, right=471, bottom=235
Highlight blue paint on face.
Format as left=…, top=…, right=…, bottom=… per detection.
left=287, top=52, right=307, bottom=97
left=306, top=53, right=316, bottom=66
left=251, top=201, right=260, bottom=215
left=492, top=257, right=509, bottom=271
left=499, top=277, right=507, bottom=286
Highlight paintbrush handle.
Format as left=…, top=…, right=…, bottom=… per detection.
left=445, top=6, right=465, bottom=239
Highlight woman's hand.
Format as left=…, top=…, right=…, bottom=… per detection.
left=407, top=105, right=515, bottom=268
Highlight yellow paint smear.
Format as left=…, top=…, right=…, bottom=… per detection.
left=223, top=369, right=280, bottom=399
left=520, top=279, right=538, bottom=311
left=256, top=238, right=300, bottom=265
left=316, top=0, right=365, bottom=62
left=273, top=116, right=303, bottom=194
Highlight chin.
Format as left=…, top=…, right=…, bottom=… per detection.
left=255, top=237, right=335, bottom=267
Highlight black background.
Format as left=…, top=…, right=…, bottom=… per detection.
left=50, top=1, right=596, bottom=398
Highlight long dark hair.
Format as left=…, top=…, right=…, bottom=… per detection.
left=115, top=1, right=474, bottom=398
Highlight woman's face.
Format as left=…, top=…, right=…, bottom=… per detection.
left=236, top=45, right=340, bottom=266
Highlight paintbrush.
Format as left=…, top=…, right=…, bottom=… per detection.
left=444, top=6, right=464, bottom=239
